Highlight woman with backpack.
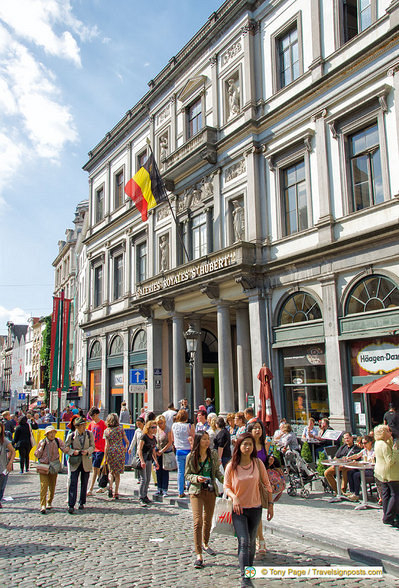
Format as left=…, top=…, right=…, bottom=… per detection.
left=34, top=426, right=67, bottom=514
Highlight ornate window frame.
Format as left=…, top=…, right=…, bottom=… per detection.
left=271, top=12, right=303, bottom=94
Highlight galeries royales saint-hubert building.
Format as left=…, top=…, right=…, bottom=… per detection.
left=81, top=0, right=399, bottom=434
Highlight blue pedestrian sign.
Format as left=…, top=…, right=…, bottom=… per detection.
left=18, top=393, right=26, bottom=400
left=129, top=369, right=145, bottom=385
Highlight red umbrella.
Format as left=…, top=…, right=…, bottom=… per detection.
left=257, top=364, right=278, bottom=436
left=353, top=369, right=399, bottom=394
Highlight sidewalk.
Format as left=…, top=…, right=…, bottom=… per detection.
left=119, top=469, right=399, bottom=578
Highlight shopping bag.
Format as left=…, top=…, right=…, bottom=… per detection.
left=211, top=495, right=234, bottom=536
left=98, top=463, right=109, bottom=488
left=162, top=451, right=177, bottom=471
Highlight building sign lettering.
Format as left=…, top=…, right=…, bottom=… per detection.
left=136, top=252, right=236, bottom=298
left=356, top=343, right=399, bottom=374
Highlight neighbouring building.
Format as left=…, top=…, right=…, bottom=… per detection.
left=79, top=0, right=399, bottom=433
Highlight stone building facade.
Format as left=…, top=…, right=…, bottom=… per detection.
left=81, top=0, right=399, bottom=432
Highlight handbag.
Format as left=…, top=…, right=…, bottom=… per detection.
left=256, top=458, right=269, bottom=509
left=267, top=467, right=286, bottom=495
left=49, top=460, right=62, bottom=474
left=162, top=450, right=177, bottom=471
left=98, top=463, right=109, bottom=488
left=211, top=495, right=234, bottom=536
left=36, top=462, right=50, bottom=475
left=131, top=455, right=142, bottom=470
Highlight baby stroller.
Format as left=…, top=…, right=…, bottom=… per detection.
left=283, top=450, right=325, bottom=498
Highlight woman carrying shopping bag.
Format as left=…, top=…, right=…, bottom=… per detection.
left=185, top=430, right=224, bottom=569
left=224, top=433, right=273, bottom=588
left=34, top=426, right=67, bottom=514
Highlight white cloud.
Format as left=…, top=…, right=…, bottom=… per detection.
left=0, top=306, right=30, bottom=329
left=0, top=0, right=99, bottom=67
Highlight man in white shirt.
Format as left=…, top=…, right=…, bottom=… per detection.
left=162, top=403, right=177, bottom=430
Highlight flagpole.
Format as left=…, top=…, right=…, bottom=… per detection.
left=56, top=290, right=64, bottom=429
left=147, top=140, right=190, bottom=264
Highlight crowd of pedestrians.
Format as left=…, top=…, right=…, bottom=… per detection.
left=0, top=399, right=398, bottom=588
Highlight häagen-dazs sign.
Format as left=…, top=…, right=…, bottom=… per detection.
left=136, top=251, right=236, bottom=298
left=357, top=343, right=399, bottom=374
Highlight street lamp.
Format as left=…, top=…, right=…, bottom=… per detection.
left=184, top=324, right=201, bottom=424
left=25, top=377, right=33, bottom=412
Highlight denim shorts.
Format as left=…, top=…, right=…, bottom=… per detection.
left=92, top=451, right=104, bottom=468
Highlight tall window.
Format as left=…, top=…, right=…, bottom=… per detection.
left=192, top=213, right=207, bottom=259
left=136, top=242, right=147, bottom=283
left=278, top=27, right=299, bottom=88
left=282, top=160, right=308, bottom=235
left=114, top=170, right=124, bottom=209
left=137, top=150, right=148, bottom=170
left=349, top=123, right=383, bottom=211
left=95, top=187, right=104, bottom=223
left=187, top=98, right=202, bottom=138
left=93, top=265, right=103, bottom=308
left=343, top=0, right=373, bottom=43
left=113, top=254, right=123, bottom=300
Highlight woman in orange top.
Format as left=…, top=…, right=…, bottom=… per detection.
left=224, top=433, right=273, bottom=588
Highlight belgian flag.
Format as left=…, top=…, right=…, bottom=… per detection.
left=124, top=153, right=167, bottom=221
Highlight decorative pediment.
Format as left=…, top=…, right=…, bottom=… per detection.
left=178, top=76, right=207, bottom=102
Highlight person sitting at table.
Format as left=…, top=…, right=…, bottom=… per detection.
left=346, top=435, right=375, bottom=502
left=314, top=418, right=333, bottom=458
left=277, top=423, right=299, bottom=453
left=324, top=432, right=362, bottom=495
left=272, top=419, right=287, bottom=445
left=301, top=418, right=318, bottom=442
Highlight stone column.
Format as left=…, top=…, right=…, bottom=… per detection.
left=209, top=55, right=219, bottom=128
left=248, top=290, right=268, bottom=409
left=217, top=302, right=234, bottom=415
left=147, top=319, right=164, bottom=414
left=313, top=109, right=333, bottom=244
left=122, top=328, right=129, bottom=408
left=320, top=275, right=351, bottom=430
left=245, top=149, right=262, bottom=244
left=103, top=249, right=110, bottom=306
left=125, top=235, right=132, bottom=297
left=310, top=0, right=323, bottom=81
left=172, top=314, right=185, bottom=409
left=190, top=317, right=203, bottom=410
left=100, top=334, right=108, bottom=417
left=241, top=20, right=258, bottom=121
left=212, top=169, right=222, bottom=251
left=236, top=304, right=252, bottom=411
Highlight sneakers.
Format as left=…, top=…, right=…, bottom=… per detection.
left=142, top=496, right=152, bottom=504
left=194, top=559, right=204, bottom=569
left=139, top=498, right=148, bottom=507
left=40, top=508, right=46, bottom=514
left=203, top=545, right=216, bottom=556
left=47, top=504, right=52, bottom=510
left=68, top=507, right=74, bottom=514
left=162, top=490, right=168, bottom=497
left=347, top=493, right=359, bottom=502
left=78, top=504, right=84, bottom=510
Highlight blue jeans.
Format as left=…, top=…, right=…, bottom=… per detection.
left=0, top=473, right=9, bottom=501
left=176, top=449, right=190, bottom=495
left=156, top=454, right=169, bottom=492
left=232, top=506, right=262, bottom=580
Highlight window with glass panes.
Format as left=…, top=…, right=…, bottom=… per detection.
left=192, top=213, right=207, bottom=259
left=278, top=27, right=299, bottom=88
left=282, top=160, right=308, bottom=235
left=95, top=187, right=104, bottom=223
left=137, top=150, right=148, bottom=170
left=113, top=254, right=123, bottom=300
left=343, top=0, right=373, bottom=43
left=114, top=170, right=124, bottom=209
left=136, top=242, right=147, bottom=283
left=187, top=99, right=202, bottom=138
left=93, top=265, right=103, bottom=308
left=349, top=123, right=383, bottom=211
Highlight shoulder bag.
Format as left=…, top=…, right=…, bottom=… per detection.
left=267, top=467, right=286, bottom=498
left=163, top=450, right=177, bottom=471
left=131, top=455, right=142, bottom=470
left=48, top=439, right=62, bottom=474
left=255, top=458, right=269, bottom=509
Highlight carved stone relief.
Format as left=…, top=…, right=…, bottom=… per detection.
left=159, top=234, right=169, bottom=272
left=231, top=198, right=245, bottom=242
left=177, top=173, right=214, bottom=213
left=226, top=73, right=240, bottom=121
left=156, top=103, right=171, bottom=127
left=157, top=206, right=170, bottom=222
left=221, top=39, right=242, bottom=68
left=225, top=158, right=246, bottom=183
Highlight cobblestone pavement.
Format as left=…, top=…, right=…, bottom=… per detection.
left=1, top=472, right=398, bottom=588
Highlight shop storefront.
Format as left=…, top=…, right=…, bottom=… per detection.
left=88, top=340, right=102, bottom=409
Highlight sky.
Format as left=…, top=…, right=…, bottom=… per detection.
left=0, top=0, right=225, bottom=334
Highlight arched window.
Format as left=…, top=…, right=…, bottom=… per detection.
left=109, top=335, right=123, bottom=355
left=345, top=275, right=399, bottom=315
left=279, top=292, right=322, bottom=325
left=90, top=341, right=101, bottom=358
left=132, top=330, right=147, bottom=351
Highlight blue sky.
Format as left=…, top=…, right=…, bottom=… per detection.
left=0, top=0, right=224, bottom=333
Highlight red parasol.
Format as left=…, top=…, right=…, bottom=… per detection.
left=353, top=369, right=399, bottom=394
left=257, top=364, right=278, bottom=436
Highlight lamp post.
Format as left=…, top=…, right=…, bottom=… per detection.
left=25, top=377, right=33, bottom=412
left=184, top=325, right=201, bottom=424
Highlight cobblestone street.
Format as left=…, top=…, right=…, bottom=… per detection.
left=1, top=471, right=398, bottom=588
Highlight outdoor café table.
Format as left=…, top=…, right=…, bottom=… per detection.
left=321, top=458, right=353, bottom=503
left=343, top=461, right=379, bottom=510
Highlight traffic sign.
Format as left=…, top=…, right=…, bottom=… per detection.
left=129, top=384, right=146, bottom=394
left=129, top=369, right=145, bottom=385
left=37, top=400, right=42, bottom=407
left=18, top=393, right=26, bottom=400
